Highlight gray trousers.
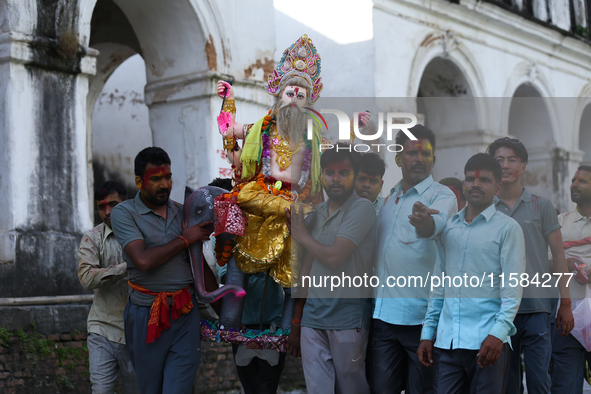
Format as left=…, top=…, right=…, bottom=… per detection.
left=88, top=333, right=140, bottom=394
left=301, top=325, right=370, bottom=394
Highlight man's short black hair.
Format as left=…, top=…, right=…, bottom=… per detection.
left=486, top=138, right=529, bottom=164
left=578, top=165, right=591, bottom=174
left=209, top=178, right=233, bottom=192
left=464, top=153, right=503, bottom=183
left=359, top=152, right=386, bottom=178
left=94, top=181, right=127, bottom=201
left=134, top=147, right=171, bottom=178
left=320, top=142, right=361, bottom=174
left=394, top=124, right=436, bottom=151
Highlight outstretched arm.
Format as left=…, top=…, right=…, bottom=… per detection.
left=216, top=81, right=247, bottom=139
left=217, top=80, right=249, bottom=168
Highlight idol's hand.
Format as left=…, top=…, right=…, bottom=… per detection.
left=217, top=111, right=233, bottom=135
left=358, top=111, right=371, bottom=127
left=217, top=80, right=234, bottom=99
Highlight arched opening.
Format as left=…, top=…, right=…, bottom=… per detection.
left=88, top=0, right=148, bottom=222
left=416, top=57, right=480, bottom=180
left=91, top=54, right=152, bottom=221
left=579, top=104, right=591, bottom=166
left=86, top=0, right=216, bottom=211
left=507, top=83, right=558, bottom=205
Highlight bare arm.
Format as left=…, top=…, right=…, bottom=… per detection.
left=124, top=221, right=212, bottom=272
left=548, top=229, right=574, bottom=336
left=287, top=205, right=358, bottom=269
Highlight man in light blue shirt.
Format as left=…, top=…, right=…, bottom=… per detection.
left=417, top=153, right=526, bottom=393
left=368, top=126, right=457, bottom=394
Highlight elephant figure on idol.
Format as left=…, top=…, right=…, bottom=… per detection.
left=183, top=185, right=297, bottom=331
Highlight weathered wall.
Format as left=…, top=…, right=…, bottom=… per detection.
left=373, top=0, right=591, bottom=208
left=0, top=326, right=306, bottom=394
left=0, top=0, right=95, bottom=298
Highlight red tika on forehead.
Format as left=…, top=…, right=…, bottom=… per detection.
left=143, top=165, right=170, bottom=181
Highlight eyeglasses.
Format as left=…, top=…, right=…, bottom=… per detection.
left=495, top=137, right=522, bottom=144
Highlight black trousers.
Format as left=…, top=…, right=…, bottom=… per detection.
left=232, top=344, right=287, bottom=394
left=367, top=319, right=434, bottom=394
left=435, top=343, right=510, bottom=394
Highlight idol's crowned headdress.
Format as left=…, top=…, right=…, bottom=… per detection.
left=268, top=34, right=323, bottom=104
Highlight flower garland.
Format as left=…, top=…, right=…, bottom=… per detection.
left=214, top=239, right=234, bottom=267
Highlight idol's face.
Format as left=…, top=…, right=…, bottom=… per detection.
left=281, top=85, right=307, bottom=108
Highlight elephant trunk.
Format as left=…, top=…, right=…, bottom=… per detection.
left=188, top=242, right=246, bottom=304
left=218, top=255, right=248, bottom=329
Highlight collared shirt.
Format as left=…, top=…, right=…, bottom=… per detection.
left=551, top=209, right=591, bottom=306
left=301, top=191, right=377, bottom=330
left=420, top=204, right=526, bottom=350
left=78, top=223, right=128, bottom=344
left=374, top=196, right=385, bottom=216
left=111, top=192, right=192, bottom=306
left=494, top=188, right=560, bottom=313
left=373, top=175, right=457, bottom=326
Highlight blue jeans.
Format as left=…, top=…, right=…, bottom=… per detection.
left=550, top=321, right=586, bottom=394
left=435, top=343, right=510, bottom=394
left=506, top=312, right=552, bottom=394
left=124, top=297, right=201, bottom=394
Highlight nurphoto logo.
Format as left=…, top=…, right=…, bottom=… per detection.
left=307, top=110, right=418, bottom=153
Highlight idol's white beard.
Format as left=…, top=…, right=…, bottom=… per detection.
left=272, top=99, right=307, bottom=148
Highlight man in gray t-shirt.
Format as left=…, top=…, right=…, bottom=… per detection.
left=487, top=138, right=574, bottom=394
left=288, top=144, right=376, bottom=394
left=110, top=147, right=212, bottom=393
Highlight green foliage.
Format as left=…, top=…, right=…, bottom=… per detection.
left=574, top=25, right=590, bottom=40
left=56, top=375, right=75, bottom=390
left=15, top=329, right=27, bottom=341
left=0, top=324, right=91, bottom=390
left=36, top=339, right=53, bottom=359
left=0, top=327, right=12, bottom=346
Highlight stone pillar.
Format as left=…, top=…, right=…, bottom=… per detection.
left=144, top=72, right=270, bottom=202
left=0, top=31, right=97, bottom=297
